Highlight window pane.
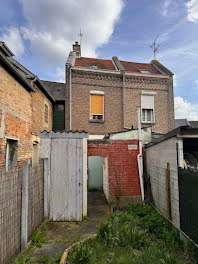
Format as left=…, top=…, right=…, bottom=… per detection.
left=147, top=109, right=153, bottom=122
left=142, top=109, right=146, bottom=121
left=91, top=95, right=103, bottom=115
left=55, top=104, right=64, bottom=112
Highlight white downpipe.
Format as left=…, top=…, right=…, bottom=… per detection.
left=69, top=66, right=72, bottom=130
left=137, top=105, right=144, bottom=203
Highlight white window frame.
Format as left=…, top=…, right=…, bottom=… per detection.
left=142, top=109, right=154, bottom=123
left=141, top=91, right=155, bottom=124
left=90, top=91, right=104, bottom=121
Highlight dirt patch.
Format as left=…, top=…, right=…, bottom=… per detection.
left=31, top=204, right=110, bottom=260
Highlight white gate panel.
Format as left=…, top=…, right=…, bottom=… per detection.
left=50, top=138, right=83, bottom=221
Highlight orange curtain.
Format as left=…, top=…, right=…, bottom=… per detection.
left=91, top=95, right=103, bottom=115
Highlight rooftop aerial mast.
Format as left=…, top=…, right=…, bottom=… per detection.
left=150, top=34, right=160, bottom=60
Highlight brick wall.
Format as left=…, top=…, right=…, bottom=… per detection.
left=88, top=139, right=141, bottom=205
left=66, top=69, right=175, bottom=134
left=0, top=64, right=53, bottom=168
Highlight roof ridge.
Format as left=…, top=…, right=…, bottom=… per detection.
left=120, top=60, right=150, bottom=65
left=41, top=80, right=65, bottom=84
left=77, top=57, right=113, bottom=62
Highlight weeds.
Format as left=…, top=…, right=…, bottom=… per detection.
left=68, top=205, right=196, bottom=264
left=68, top=241, right=93, bottom=264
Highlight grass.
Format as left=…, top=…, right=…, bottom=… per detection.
left=67, top=205, right=197, bottom=264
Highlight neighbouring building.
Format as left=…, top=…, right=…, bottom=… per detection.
left=65, top=41, right=175, bottom=136
left=0, top=42, right=54, bottom=168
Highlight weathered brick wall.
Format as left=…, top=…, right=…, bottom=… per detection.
left=31, top=85, right=53, bottom=135
left=88, top=140, right=141, bottom=199
left=66, top=69, right=175, bottom=134
left=0, top=64, right=53, bottom=168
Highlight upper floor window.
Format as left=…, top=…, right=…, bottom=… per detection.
left=90, top=91, right=104, bottom=121
left=44, top=104, right=49, bottom=124
left=141, top=93, right=155, bottom=123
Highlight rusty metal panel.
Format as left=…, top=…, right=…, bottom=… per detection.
left=50, top=138, right=83, bottom=221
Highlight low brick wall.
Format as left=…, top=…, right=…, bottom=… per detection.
left=88, top=140, right=141, bottom=206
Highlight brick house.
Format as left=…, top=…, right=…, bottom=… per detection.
left=66, top=42, right=175, bottom=136
left=0, top=42, right=54, bottom=169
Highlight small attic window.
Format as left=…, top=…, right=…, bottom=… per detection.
left=139, top=69, right=150, bottom=74
left=90, top=65, right=98, bottom=69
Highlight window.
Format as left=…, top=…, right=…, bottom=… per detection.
left=90, top=92, right=104, bottom=121
left=141, top=93, right=155, bottom=123
left=142, top=109, right=153, bottom=122
left=90, top=65, right=98, bottom=69
left=32, top=142, right=39, bottom=165
left=54, top=104, right=64, bottom=112
left=44, top=104, right=48, bottom=123
left=139, top=69, right=150, bottom=74
left=5, top=139, right=18, bottom=171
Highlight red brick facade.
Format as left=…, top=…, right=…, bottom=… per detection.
left=66, top=68, right=175, bottom=135
left=0, top=64, right=53, bottom=168
left=88, top=139, right=141, bottom=204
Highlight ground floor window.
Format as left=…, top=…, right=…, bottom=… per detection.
left=5, top=139, right=18, bottom=171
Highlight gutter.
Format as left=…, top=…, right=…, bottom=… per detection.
left=68, top=65, right=72, bottom=130
left=31, top=76, right=55, bottom=103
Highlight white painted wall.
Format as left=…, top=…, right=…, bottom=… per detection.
left=110, top=127, right=152, bottom=145
left=146, top=137, right=180, bottom=228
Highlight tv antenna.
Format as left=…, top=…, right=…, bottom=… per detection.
left=79, top=28, right=83, bottom=47
left=150, top=34, right=160, bottom=60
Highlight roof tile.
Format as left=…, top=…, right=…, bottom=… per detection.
left=75, top=57, right=115, bottom=70
left=120, top=61, right=159, bottom=74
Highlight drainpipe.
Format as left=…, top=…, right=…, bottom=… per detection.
left=68, top=65, right=72, bottom=130
left=137, top=105, right=144, bottom=203
left=31, top=76, right=37, bottom=86
left=122, top=70, right=131, bottom=130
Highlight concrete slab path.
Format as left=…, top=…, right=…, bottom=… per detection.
left=31, top=192, right=110, bottom=260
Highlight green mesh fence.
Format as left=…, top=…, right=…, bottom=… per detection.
left=178, top=168, right=198, bottom=244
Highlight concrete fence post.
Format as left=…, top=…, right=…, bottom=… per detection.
left=166, top=162, right=172, bottom=221
left=44, top=158, right=49, bottom=219
left=21, top=161, right=29, bottom=250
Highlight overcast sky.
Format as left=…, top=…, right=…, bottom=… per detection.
left=1, top=0, right=198, bottom=120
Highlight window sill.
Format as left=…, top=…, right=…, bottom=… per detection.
left=141, top=121, right=155, bottom=125
left=89, top=119, right=105, bottom=124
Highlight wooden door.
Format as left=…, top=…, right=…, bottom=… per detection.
left=50, top=138, right=83, bottom=221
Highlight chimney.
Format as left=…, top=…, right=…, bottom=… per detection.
left=73, top=41, right=81, bottom=58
